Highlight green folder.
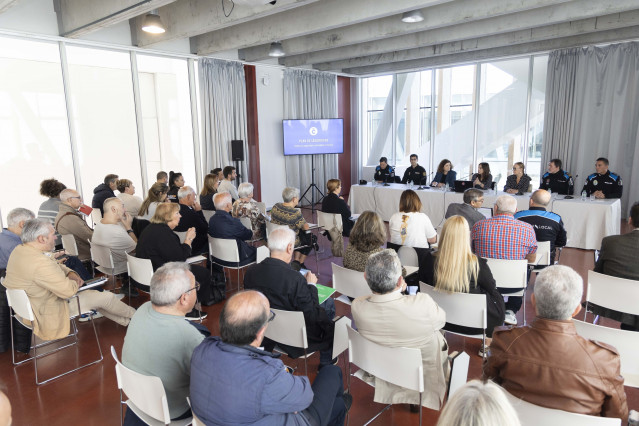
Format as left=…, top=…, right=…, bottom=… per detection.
left=316, top=283, right=336, bottom=305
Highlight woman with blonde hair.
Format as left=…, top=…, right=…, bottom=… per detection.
left=419, top=215, right=505, bottom=354
left=504, top=161, right=532, bottom=195
left=138, top=182, right=169, bottom=220
left=389, top=189, right=437, bottom=248
left=343, top=210, right=387, bottom=272
left=199, top=173, right=218, bottom=211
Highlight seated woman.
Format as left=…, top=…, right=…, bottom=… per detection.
left=343, top=210, right=387, bottom=272
left=431, top=159, right=457, bottom=188
left=321, top=178, right=354, bottom=237
left=231, top=182, right=266, bottom=240
left=504, top=162, right=532, bottom=195
left=166, top=171, right=184, bottom=203
left=389, top=189, right=437, bottom=249
left=471, top=162, right=493, bottom=190
left=269, top=187, right=314, bottom=270
left=135, top=202, right=217, bottom=310
left=138, top=182, right=168, bottom=221
left=116, top=179, right=143, bottom=217
left=419, top=215, right=505, bottom=354
left=199, top=173, right=218, bottom=211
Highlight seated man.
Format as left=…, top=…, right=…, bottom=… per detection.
left=190, top=290, right=350, bottom=425
left=208, top=192, right=255, bottom=264
left=471, top=195, right=537, bottom=326
left=514, top=189, right=567, bottom=264
left=352, top=249, right=448, bottom=412
left=122, top=262, right=205, bottom=425
left=55, top=189, right=94, bottom=263
left=484, top=265, right=628, bottom=420
left=4, top=219, right=135, bottom=341
left=174, top=186, right=209, bottom=255
left=583, top=157, right=622, bottom=199
left=156, top=171, right=168, bottom=185
left=539, top=158, right=574, bottom=195
left=444, top=188, right=486, bottom=229
left=401, top=153, right=427, bottom=185
left=92, top=173, right=118, bottom=215
left=592, top=201, right=639, bottom=331
left=243, top=227, right=335, bottom=369
left=217, top=165, right=239, bottom=201
left=374, top=156, right=395, bottom=183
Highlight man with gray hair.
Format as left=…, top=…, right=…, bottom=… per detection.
left=55, top=188, right=94, bottom=262
left=243, top=227, right=336, bottom=369
left=208, top=192, right=255, bottom=264
left=484, top=265, right=628, bottom=421
left=351, top=249, right=448, bottom=412
left=3, top=219, right=134, bottom=341
left=445, top=188, right=487, bottom=229
left=471, top=194, right=537, bottom=325
left=122, top=262, right=205, bottom=425
left=174, top=186, right=208, bottom=255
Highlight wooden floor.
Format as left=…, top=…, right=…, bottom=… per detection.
left=2, top=213, right=636, bottom=425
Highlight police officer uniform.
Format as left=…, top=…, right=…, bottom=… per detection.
left=539, top=170, right=573, bottom=195
left=401, top=165, right=427, bottom=185
left=514, top=207, right=567, bottom=264
left=582, top=170, right=623, bottom=198
left=374, top=165, right=395, bottom=183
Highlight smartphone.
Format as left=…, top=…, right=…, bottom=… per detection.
left=299, top=268, right=310, bottom=276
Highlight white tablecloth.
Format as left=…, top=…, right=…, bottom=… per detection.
left=348, top=183, right=621, bottom=250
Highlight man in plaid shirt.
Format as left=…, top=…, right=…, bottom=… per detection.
left=471, top=195, right=537, bottom=325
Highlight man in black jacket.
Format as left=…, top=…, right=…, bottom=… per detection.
left=539, top=159, right=573, bottom=195
left=174, top=186, right=209, bottom=255
left=401, top=154, right=427, bottom=185
left=243, top=227, right=336, bottom=369
left=91, top=174, right=118, bottom=214
left=208, top=192, right=255, bottom=265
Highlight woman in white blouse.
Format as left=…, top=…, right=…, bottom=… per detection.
left=389, top=189, right=437, bottom=248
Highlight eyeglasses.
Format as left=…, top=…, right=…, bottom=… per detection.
left=69, top=196, right=82, bottom=200
left=184, top=282, right=201, bottom=295
left=268, top=310, right=276, bottom=322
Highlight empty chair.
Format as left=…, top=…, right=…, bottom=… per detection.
left=484, top=257, right=528, bottom=324
left=208, top=235, right=256, bottom=293
left=263, top=308, right=315, bottom=376
left=584, top=270, right=639, bottom=322
left=331, top=263, right=372, bottom=305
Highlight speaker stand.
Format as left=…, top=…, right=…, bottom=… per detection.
left=234, top=159, right=243, bottom=184
left=299, top=155, right=325, bottom=219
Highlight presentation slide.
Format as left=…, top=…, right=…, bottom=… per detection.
left=283, top=119, right=343, bottom=156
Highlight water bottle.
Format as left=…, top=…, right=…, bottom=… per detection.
left=445, top=183, right=449, bottom=192
left=628, top=410, right=639, bottom=426
left=408, top=180, right=413, bottom=190
left=581, top=190, right=587, bottom=201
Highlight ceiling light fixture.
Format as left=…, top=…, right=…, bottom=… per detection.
left=142, top=10, right=166, bottom=34
left=401, top=10, right=424, bottom=23
left=269, top=41, right=285, bottom=57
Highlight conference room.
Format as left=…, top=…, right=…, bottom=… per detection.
left=1, top=0, right=639, bottom=425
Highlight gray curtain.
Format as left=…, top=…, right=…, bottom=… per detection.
left=543, top=42, right=639, bottom=215
left=199, top=58, right=248, bottom=181
left=283, top=68, right=338, bottom=206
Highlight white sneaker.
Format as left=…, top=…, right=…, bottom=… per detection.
left=504, top=310, right=517, bottom=325
left=78, top=310, right=104, bottom=322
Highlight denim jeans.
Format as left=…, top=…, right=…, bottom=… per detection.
left=302, top=365, right=347, bottom=426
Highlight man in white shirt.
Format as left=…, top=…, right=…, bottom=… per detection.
left=217, top=166, right=239, bottom=200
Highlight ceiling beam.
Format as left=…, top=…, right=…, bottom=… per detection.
left=191, top=0, right=453, bottom=55
left=343, top=25, right=639, bottom=75
left=241, top=0, right=572, bottom=63
left=316, top=9, right=639, bottom=72
left=57, top=0, right=176, bottom=38
left=0, top=0, right=20, bottom=14
left=282, top=0, right=639, bottom=67
left=134, top=0, right=318, bottom=48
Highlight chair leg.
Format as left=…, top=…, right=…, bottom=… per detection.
left=419, top=394, right=423, bottom=426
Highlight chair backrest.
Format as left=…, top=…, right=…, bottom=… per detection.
left=265, top=221, right=288, bottom=239
left=110, top=346, right=172, bottom=424
left=503, top=389, right=621, bottom=426
left=90, top=209, right=102, bottom=226
left=173, top=231, right=187, bottom=244
left=484, top=257, right=528, bottom=289
left=263, top=308, right=308, bottom=349
left=61, top=234, right=79, bottom=257
left=332, top=316, right=352, bottom=360
left=256, top=246, right=270, bottom=263
left=317, top=211, right=343, bottom=232
left=90, top=241, right=115, bottom=270
left=208, top=236, right=240, bottom=263
left=331, top=263, right=373, bottom=300
left=126, top=253, right=154, bottom=287
left=586, top=270, right=639, bottom=317
left=6, top=289, right=35, bottom=322
left=573, top=320, right=639, bottom=388
left=447, top=351, right=470, bottom=400
left=398, top=246, right=419, bottom=267
left=534, top=240, right=551, bottom=266
left=347, top=324, right=423, bottom=393
left=239, top=216, right=253, bottom=231
left=419, top=283, right=487, bottom=332
left=202, top=209, right=215, bottom=223
left=255, top=202, right=266, bottom=215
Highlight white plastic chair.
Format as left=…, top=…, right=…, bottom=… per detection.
left=90, top=209, right=102, bottom=227
left=255, top=202, right=267, bottom=215
left=126, top=253, right=153, bottom=297
left=202, top=210, right=215, bottom=223
left=503, top=388, right=621, bottom=426
left=331, top=263, right=372, bottom=305
left=111, top=346, right=192, bottom=426
left=317, top=211, right=343, bottom=234
left=584, top=270, right=639, bottom=322
left=484, top=257, right=528, bottom=324
left=7, top=289, right=103, bottom=385
left=61, top=233, right=79, bottom=257
left=446, top=351, right=470, bottom=401
left=573, top=320, right=639, bottom=388
left=529, top=240, right=551, bottom=267
left=90, top=241, right=124, bottom=291
left=186, top=397, right=205, bottom=426
left=173, top=231, right=187, bottom=244
left=332, top=316, right=353, bottom=371
left=239, top=216, right=253, bottom=231
left=419, top=282, right=487, bottom=349
left=346, top=324, right=424, bottom=425
left=398, top=246, right=420, bottom=276
left=256, top=245, right=270, bottom=263
left=208, top=235, right=256, bottom=293
left=263, top=308, right=316, bottom=376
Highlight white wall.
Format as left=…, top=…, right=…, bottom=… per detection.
left=255, top=65, right=287, bottom=207
left=0, top=0, right=58, bottom=35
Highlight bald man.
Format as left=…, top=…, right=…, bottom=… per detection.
left=514, top=189, right=567, bottom=264
left=190, top=290, right=350, bottom=425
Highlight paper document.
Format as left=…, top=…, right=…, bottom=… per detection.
left=187, top=255, right=207, bottom=264
left=78, top=277, right=108, bottom=291
left=316, top=283, right=336, bottom=305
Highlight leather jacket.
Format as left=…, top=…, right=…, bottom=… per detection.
left=483, top=317, right=628, bottom=421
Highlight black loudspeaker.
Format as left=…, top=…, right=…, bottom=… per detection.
left=231, top=140, right=244, bottom=161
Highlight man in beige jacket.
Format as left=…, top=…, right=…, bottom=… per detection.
left=4, top=219, right=135, bottom=341
left=54, top=188, right=93, bottom=262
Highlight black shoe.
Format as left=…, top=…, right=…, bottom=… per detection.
left=186, top=309, right=208, bottom=321
left=342, top=393, right=353, bottom=412
left=409, top=404, right=420, bottom=413
left=120, top=284, right=139, bottom=297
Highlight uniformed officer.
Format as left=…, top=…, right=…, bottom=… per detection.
left=539, top=159, right=574, bottom=195
left=401, top=154, right=427, bottom=185
left=582, top=157, right=622, bottom=199
left=374, top=156, right=395, bottom=183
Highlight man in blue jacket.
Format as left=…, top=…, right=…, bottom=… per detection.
left=190, top=290, right=351, bottom=425
left=208, top=192, right=256, bottom=265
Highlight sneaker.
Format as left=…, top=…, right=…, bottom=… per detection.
left=185, top=309, right=208, bottom=321
left=504, top=310, right=517, bottom=325
left=79, top=310, right=104, bottom=322
left=342, top=393, right=353, bottom=412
